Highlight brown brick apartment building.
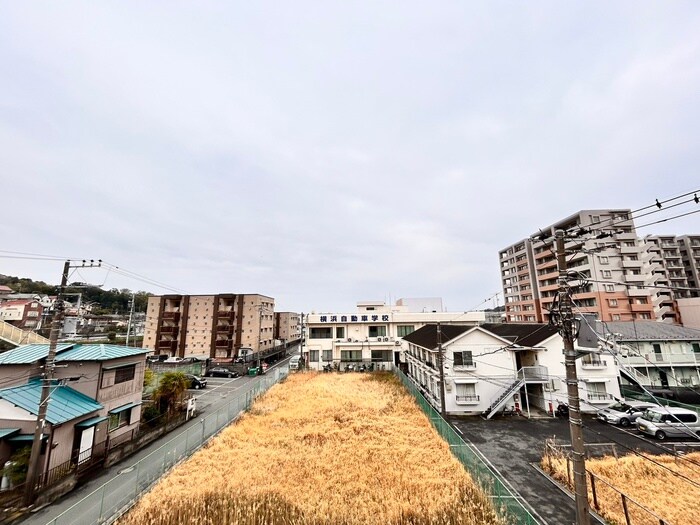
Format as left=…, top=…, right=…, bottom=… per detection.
left=143, top=294, right=275, bottom=358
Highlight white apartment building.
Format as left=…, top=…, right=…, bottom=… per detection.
left=403, top=323, right=622, bottom=416
left=595, top=321, right=700, bottom=389
left=303, top=300, right=486, bottom=370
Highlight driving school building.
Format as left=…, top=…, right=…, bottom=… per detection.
left=303, top=300, right=486, bottom=370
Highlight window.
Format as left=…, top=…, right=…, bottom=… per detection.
left=453, top=351, right=474, bottom=367
left=371, top=350, right=392, bottom=362
left=310, top=327, right=332, bottom=339
left=109, top=411, right=129, bottom=432
left=602, top=270, right=612, bottom=278
left=608, top=299, right=618, bottom=307
left=604, top=284, right=615, bottom=292
left=368, top=326, right=387, bottom=338
left=309, top=350, right=319, bottom=362
left=692, top=343, right=700, bottom=353
left=600, top=256, right=609, bottom=265
left=612, top=314, right=621, bottom=321
left=115, top=364, right=136, bottom=385
left=455, top=383, right=478, bottom=403
left=341, top=350, right=362, bottom=362
left=335, top=327, right=345, bottom=339
left=322, top=350, right=333, bottom=361
left=587, top=382, right=608, bottom=401
left=396, top=325, right=415, bottom=337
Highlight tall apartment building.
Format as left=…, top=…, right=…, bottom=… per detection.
left=143, top=294, right=275, bottom=358
left=500, top=209, right=657, bottom=323
left=500, top=210, right=700, bottom=324
left=274, top=312, right=301, bottom=344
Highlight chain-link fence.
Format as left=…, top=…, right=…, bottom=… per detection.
left=45, top=366, right=289, bottom=525
left=392, top=366, right=542, bottom=525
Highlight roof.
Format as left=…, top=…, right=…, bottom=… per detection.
left=0, top=343, right=149, bottom=365
left=402, top=325, right=472, bottom=350
left=0, top=381, right=102, bottom=425
left=479, top=323, right=559, bottom=347
left=595, top=321, right=700, bottom=342
left=0, top=428, right=20, bottom=439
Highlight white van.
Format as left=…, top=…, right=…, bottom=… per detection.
left=637, top=406, right=700, bottom=440
left=289, top=355, right=301, bottom=370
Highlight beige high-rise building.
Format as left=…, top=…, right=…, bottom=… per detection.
left=143, top=294, right=275, bottom=358
left=274, top=312, right=301, bottom=344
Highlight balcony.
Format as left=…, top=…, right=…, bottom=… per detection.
left=581, top=359, right=607, bottom=369
left=215, top=339, right=233, bottom=349
left=157, top=341, right=178, bottom=351
left=217, top=324, right=234, bottom=333
left=162, top=312, right=180, bottom=322
left=455, top=394, right=480, bottom=405
left=620, top=245, right=639, bottom=255
left=159, top=326, right=178, bottom=334
left=217, top=310, right=235, bottom=320
left=587, top=393, right=610, bottom=403
left=518, top=366, right=549, bottom=382
left=622, top=259, right=642, bottom=269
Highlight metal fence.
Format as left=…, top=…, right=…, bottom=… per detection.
left=392, top=366, right=542, bottom=525
left=45, top=366, right=289, bottom=525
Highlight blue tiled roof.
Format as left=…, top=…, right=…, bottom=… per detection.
left=0, top=344, right=74, bottom=365
left=0, top=381, right=103, bottom=425
left=0, top=343, right=148, bottom=365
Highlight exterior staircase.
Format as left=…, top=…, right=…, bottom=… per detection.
left=483, top=378, right=525, bottom=419
left=0, top=319, right=49, bottom=347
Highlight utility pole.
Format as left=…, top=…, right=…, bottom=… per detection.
left=437, top=322, right=446, bottom=416
left=23, top=260, right=70, bottom=506
left=554, top=229, right=591, bottom=525
left=23, top=259, right=101, bottom=506
left=125, top=292, right=135, bottom=347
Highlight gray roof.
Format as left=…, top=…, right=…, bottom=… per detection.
left=0, top=343, right=149, bottom=365
left=595, top=321, right=700, bottom=342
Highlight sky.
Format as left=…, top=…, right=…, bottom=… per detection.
left=1, top=1, right=699, bottom=314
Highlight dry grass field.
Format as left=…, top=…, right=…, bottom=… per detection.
left=120, top=372, right=504, bottom=525
left=542, top=448, right=700, bottom=525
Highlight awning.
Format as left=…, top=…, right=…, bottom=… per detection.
left=109, top=402, right=141, bottom=414
left=0, top=428, right=20, bottom=439
left=75, top=416, right=109, bottom=428
left=102, top=361, right=139, bottom=370
left=8, top=434, right=48, bottom=443
left=453, top=378, right=479, bottom=384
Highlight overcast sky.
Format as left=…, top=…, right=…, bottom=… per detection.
left=1, top=2, right=699, bottom=313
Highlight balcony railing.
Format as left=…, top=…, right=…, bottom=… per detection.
left=455, top=394, right=480, bottom=404
left=581, top=359, right=607, bottom=369
left=587, top=393, right=609, bottom=402
left=518, top=366, right=548, bottom=382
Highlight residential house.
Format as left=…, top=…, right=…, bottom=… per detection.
left=403, top=323, right=622, bottom=417
left=0, top=299, right=44, bottom=331
left=0, top=343, right=148, bottom=487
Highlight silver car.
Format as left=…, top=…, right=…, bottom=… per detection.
left=597, top=401, right=659, bottom=427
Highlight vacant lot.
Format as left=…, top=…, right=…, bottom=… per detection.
left=120, top=372, right=503, bottom=525
left=542, top=449, right=700, bottom=525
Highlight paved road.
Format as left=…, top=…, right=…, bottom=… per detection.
left=449, top=413, right=698, bottom=525
left=20, top=350, right=297, bottom=525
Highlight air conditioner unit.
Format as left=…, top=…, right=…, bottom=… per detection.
left=395, top=341, right=401, bottom=346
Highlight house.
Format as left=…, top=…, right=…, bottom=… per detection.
left=0, top=299, right=44, bottom=331
left=594, top=321, right=700, bottom=393
left=0, top=343, right=149, bottom=488
left=403, top=323, right=622, bottom=417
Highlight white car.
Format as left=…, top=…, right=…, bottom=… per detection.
left=597, top=401, right=659, bottom=427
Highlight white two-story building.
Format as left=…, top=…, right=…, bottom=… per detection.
left=403, top=323, right=622, bottom=417
left=303, top=300, right=489, bottom=370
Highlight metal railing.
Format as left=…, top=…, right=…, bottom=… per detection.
left=44, top=366, right=289, bottom=525
left=393, top=366, right=541, bottom=525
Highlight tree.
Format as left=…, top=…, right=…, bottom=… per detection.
left=154, top=372, right=189, bottom=415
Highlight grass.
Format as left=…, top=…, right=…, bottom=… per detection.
left=120, top=372, right=504, bottom=525
left=542, top=446, right=700, bottom=525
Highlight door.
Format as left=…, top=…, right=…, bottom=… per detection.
left=78, top=427, right=95, bottom=464
left=659, top=370, right=669, bottom=389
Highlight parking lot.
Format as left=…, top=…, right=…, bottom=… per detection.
left=448, top=413, right=698, bottom=525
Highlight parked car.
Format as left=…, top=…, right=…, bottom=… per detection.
left=637, top=406, right=700, bottom=440
left=163, top=356, right=185, bottom=364
left=596, top=401, right=659, bottom=427
left=146, top=354, right=168, bottom=363
left=289, top=355, right=301, bottom=370
left=185, top=374, right=207, bottom=389
left=206, top=367, right=239, bottom=378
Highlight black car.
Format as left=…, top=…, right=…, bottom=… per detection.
left=206, top=367, right=240, bottom=378
left=185, top=374, right=207, bottom=389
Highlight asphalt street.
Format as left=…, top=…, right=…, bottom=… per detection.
left=20, top=350, right=297, bottom=525
left=449, top=413, right=699, bottom=525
